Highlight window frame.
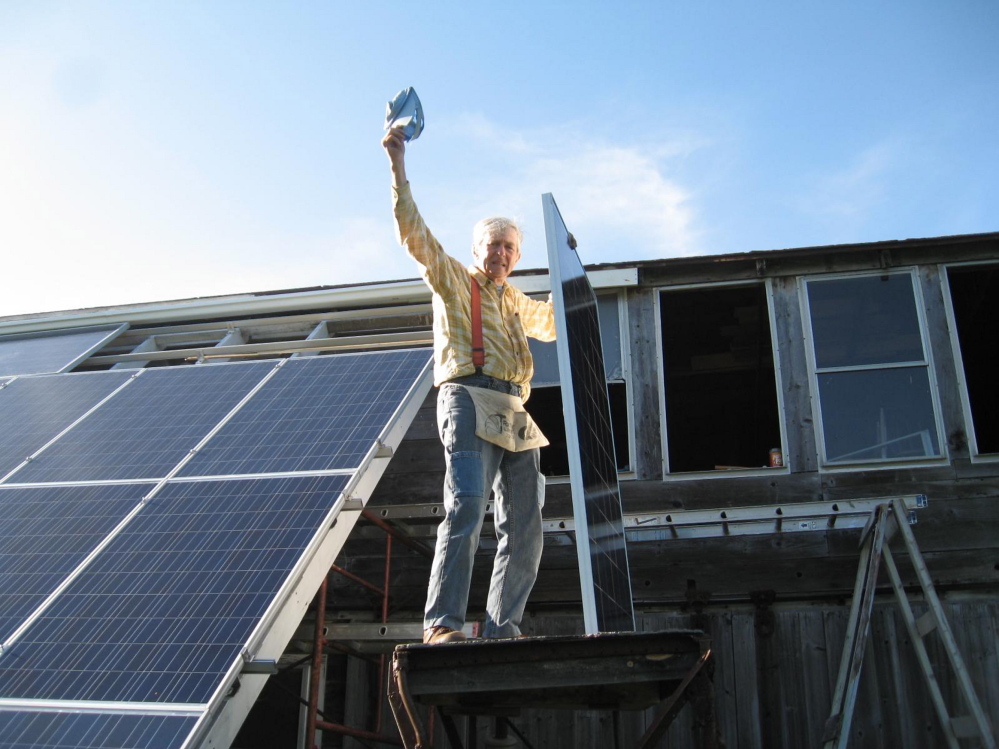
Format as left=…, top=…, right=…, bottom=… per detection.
left=942, top=260, right=999, bottom=463
left=655, top=278, right=789, bottom=480
left=799, top=267, right=947, bottom=470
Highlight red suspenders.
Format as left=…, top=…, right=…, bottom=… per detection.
left=470, top=277, right=485, bottom=370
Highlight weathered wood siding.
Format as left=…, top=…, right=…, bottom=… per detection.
left=335, top=600, right=997, bottom=749
left=338, top=236, right=999, bottom=747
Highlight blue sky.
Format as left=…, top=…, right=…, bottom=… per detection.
left=2, top=1, right=996, bottom=317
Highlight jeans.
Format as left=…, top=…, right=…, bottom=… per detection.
left=425, top=375, right=545, bottom=638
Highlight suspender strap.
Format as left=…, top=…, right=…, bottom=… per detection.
left=470, top=277, right=485, bottom=370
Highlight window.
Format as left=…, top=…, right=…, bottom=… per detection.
left=802, top=271, right=943, bottom=465
left=526, top=294, right=631, bottom=477
left=659, top=283, right=783, bottom=473
left=945, top=263, right=999, bottom=457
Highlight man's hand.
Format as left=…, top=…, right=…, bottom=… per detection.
left=382, top=127, right=408, bottom=188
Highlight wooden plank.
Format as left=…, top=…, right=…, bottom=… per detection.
left=730, top=611, right=763, bottom=749
left=627, top=288, right=665, bottom=480
left=918, top=264, right=971, bottom=462
left=708, top=611, right=741, bottom=749
left=867, top=604, right=909, bottom=746
left=797, top=608, right=835, bottom=748
left=619, top=472, right=823, bottom=510
left=944, top=600, right=999, bottom=738
left=373, top=453, right=999, bottom=510
left=771, top=275, right=818, bottom=473
left=635, top=235, right=999, bottom=290
left=773, top=610, right=810, bottom=748
left=336, top=509, right=999, bottom=613
left=343, top=655, right=373, bottom=749
left=755, top=600, right=784, bottom=749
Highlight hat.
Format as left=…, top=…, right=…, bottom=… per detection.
left=384, top=87, right=424, bottom=141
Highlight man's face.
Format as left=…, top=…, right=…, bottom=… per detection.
left=474, top=227, right=521, bottom=284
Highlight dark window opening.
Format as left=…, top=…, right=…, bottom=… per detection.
left=947, top=265, right=999, bottom=454
left=232, top=661, right=318, bottom=748
left=525, top=382, right=630, bottom=477
left=660, top=285, right=782, bottom=472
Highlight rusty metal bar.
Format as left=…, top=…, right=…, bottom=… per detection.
left=375, top=532, right=394, bottom=735
left=316, top=719, right=404, bottom=746
left=323, top=513, right=406, bottom=744
left=382, top=533, right=393, bottom=624
left=330, top=563, right=385, bottom=597
left=361, top=509, right=434, bottom=559
left=305, top=577, right=328, bottom=749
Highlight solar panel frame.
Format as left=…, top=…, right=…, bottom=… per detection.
left=543, top=193, right=636, bottom=634
left=0, top=325, right=127, bottom=377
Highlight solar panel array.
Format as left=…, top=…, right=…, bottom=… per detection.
left=0, top=349, right=433, bottom=749
left=0, top=326, right=124, bottom=377
left=543, top=193, right=636, bottom=634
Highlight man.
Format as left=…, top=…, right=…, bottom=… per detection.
left=382, top=127, right=556, bottom=644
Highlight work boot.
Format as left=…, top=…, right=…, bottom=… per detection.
left=423, top=626, right=466, bottom=644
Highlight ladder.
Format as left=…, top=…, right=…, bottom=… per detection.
left=822, top=497, right=996, bottom=749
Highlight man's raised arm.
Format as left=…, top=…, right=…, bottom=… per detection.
left=382, top=127, right=408, bottom=188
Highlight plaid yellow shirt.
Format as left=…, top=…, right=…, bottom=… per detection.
left=393, top=182, right=556, bottom=401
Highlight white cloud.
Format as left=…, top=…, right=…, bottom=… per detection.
left=306, top=218, right=415, bottom=288
left=804, top=139, right=906, bottom=220
left=423, top=115, right=704, bottom=271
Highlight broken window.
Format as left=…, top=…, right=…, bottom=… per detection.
left=945, top=263, right=999, bottom=456
left=803, top=270, right=943, bottom=465
left=526, top=294, right=631, bottom=477
left=659, top=283, right=783, bottom=473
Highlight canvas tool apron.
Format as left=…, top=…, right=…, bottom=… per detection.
left=466, top=277, right=548, bottom=452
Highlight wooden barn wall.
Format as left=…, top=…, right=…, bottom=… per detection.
left=332, top=600, right=999, bottom=749
left=362, top=256, right=999, bottom=610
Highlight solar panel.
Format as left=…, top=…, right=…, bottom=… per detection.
left=0, top=484, right=148, bottom=643
left=0, top=347, right=432, bottom=749
left=543, top=193, right=635, bottom=634
left=179, top=349, right=432, bottom=477
left=9, top=362, right=274, bottom=484
left=0, top=475, right=350, bottom=704
left=0, top=372, right=133, bottom=481
left=0, top=326, right=125, bottom=377
left=0, top=710, right=197, bottom=749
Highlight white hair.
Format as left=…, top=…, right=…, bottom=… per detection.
left=471, top=216, right=523, bottom=253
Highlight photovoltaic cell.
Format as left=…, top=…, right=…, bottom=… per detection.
left=0, top=484, right=148, bottom=643
left=10, top=362, right=273, bottom=484
left=0, top=372, right=133, bottom=480
left=0, top=327, right=123, bottom=377
left=0, top=475, right=348, bottom=704
left=0, top=710, right=197, bottom=749
left=543, top=193, right=635, bottom=634
left=179, top=349, right=432, bottom=477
